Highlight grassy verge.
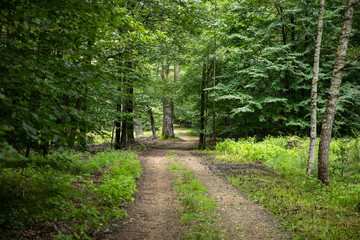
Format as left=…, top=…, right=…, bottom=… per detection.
left=205, top=137, right=360, bottom=239
left=168, top=163, right=225, bottom=239
left=0, top=149, right=142, bottom=239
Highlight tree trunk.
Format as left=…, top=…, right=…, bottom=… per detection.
left=134, top=118, right=143, bottom=136
left=307, top=0, right=325, bottom=176
left=199, top=61, right=207, bottom=149
left=318, top=0, right=356, bottom=184
left=120, top=116, right=127, bottom=148
left=120, top=76, right=135, bottom=147
left=174, top=63, right=179, bottom=83
left=172, top=58, right=179, bottom=126
left=127, top=81, right=135, bottom=143
left=212, top=10, right=217, bottom=145
left=162, top=98, right=174, bottom=138
left=148, top=105, right=157, bottom=137
left=161, top=62, right=175, bottom=138
left=114, top=87, right=122, bottom=150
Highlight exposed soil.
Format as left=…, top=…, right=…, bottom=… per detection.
left=104, top=128, right=289, bottom=239
left=103, top=147, right=180, bottom=240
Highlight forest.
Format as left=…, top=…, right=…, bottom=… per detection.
left=1, top=0, right=360, bottom=239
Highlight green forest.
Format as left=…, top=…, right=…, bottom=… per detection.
left=1, top=0, right=360, bottom=239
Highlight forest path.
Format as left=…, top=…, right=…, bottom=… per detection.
left=104, top=127, right=288, bottom=240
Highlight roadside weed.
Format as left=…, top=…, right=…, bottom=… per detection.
left=211, top=136, right=360, bottom=239
left=168, top=163, right=225, bottom=239
left=0, top=149, right=142, bottom=239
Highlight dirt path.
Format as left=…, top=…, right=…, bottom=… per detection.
left=103, top=146, right=180, bottom=240
left=105, top=128, right=288, bottom=240
left=176, top=149, right=287, bottom=239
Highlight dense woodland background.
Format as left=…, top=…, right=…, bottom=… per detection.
left=1, top=0, right=360, bottom=239
left=1, top=0, right=359, bottom=154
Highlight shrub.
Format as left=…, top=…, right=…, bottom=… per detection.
left=0, top=149, right=142, bottom=238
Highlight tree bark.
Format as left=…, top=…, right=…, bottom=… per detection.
left=212, top=22, right=217, bottom=145
left=161, top=62, right=175, bottom=138
left=318, top=0, right=356, bottom=184
left=147, top=105, right=157, bottom=137
left=127, top=81, right=135, bottom=143
left=307, top=0, right=325, bottom=176
left=120, top=75, right=135, bottom=147
left=199, top=61, right=207, bottom=149
left=114, top=84, right=122, bottom=150
left=174, top=63, right=179, bottom=83
left=120, top=115, right=128, bottom=148
left=172, top=61, right=179, bottom=125
left=134, top=118, right=143, bottom=136
left=162, top=98, right=174, bottom=138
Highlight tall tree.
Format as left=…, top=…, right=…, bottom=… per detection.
left=161, top=61, right=175, bottom=138
left=199, top=60, right=207, bottom=149
left=307, top=0, right=326, bottom=176
left=318, top=0, right=357, bottom=184
left=212, top=0, right=217, bottom=145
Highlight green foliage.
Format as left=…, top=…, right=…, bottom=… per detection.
left=216, top=137, right=307, bottom=176
left=176, top=0, right=360, bottom=139
left=212, top=136, right=360, bottom=239
left=168, top=163, right=224, bottom=239
left=0, top=149, right=141, bottom=238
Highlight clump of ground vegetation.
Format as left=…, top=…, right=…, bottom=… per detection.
left=205, top=135, right=360, bottom=239
left=168, top=162, right=225, bottom=239
left=0, top=149, right=142, bottom=239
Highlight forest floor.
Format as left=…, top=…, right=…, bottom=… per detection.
left=103, top=127, right=289, bottom=240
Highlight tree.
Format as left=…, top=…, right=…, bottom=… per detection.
left=318, top=0, right=357, bottom=184
left=161, top=60, right=175, bottom=138
left=212, top=0, right=218, bottom=145
left=307, top=0, right=325, bottom=176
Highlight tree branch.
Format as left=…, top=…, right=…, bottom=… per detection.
left=318, top=54, right=360, bottom=81
left=302, top=22, right=316, bottom=42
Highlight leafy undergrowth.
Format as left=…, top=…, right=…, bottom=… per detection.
left=168, top=163, right=225, bottom=239
left=0, top=149, right=142, bottom=239
left=207, top=137, right=360, bottom=239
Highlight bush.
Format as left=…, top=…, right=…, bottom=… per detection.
left=213, top=136, right=360, bottom=239
left=0, top=149, right=142, bottom=239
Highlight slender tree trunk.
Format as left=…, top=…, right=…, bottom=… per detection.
left=318, top=0, right=356, bottom=184
left=212, top=14, right=217, bottom=145
left=119, top=77, right=128, bottom=148
left=114, top=119, right=121, bottom=149
left=163, top=98, right=174, bottom=138
left=211, top=0, right=218, bottom=145
left=120, top=116, right=127, bottom=148
left=172, top=61, right=179, bottom=125
left=307, top=0, right=325, bottom=176
left=120, top=77, right=135, bottom=147
left=111, top=125, right=115, bottom=149
left=199, top=61, right=207, bottom=149
left=174, top=63, right=179, bottom=83
left=114, top=87, right=122, bottom=149
left=148, top=105, right=156, bottom=137
left=205, top=47, right=210, bottom=141
left=134, top=118, right=143, bottom=136
left=127, top=80, right=135, bottom=143
left=162, top=62, right=175, bottom=138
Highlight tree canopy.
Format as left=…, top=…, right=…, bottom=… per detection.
left=1, top=0, right=359, bottom=180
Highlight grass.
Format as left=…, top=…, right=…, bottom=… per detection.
left=168, top=163, right=225, bottom=239
left=0, top=149, right=142, bottom=239
left=208, top=136, right=360, bottom=239
left=174, top=126, right=199, bottom=141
